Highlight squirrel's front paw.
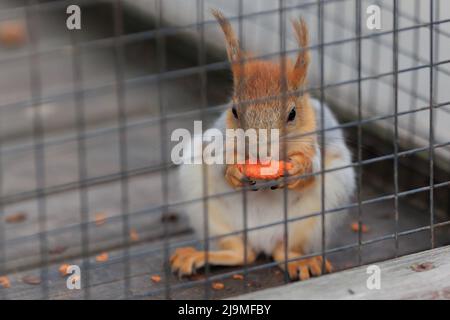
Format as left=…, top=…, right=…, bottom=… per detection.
left=225, top=164, right=253, bottom=189
left=285, top=154, right=313, bottom=189
left=284, top=256, right=333, bottom=281
left=170, top=247, right=205, bottom=277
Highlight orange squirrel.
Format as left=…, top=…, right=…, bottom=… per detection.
left=171, top=10, right=355, bottom=281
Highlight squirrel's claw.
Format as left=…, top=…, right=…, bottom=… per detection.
left=284, top=256, right=333, bottom=281
left=283, top=154, right=314, bottom=190
left=225, top=164, right=250, bottom=189
left=170, top=247, right=204, bottom=277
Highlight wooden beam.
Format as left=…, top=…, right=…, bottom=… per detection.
left=232, top=245, right=450, bottom=300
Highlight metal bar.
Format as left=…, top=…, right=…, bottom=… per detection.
left=155, top=0, right=171, bottom=299
left=112, top=0, right=131, bottom=299
left=279, top=0, right=289, bottom=284
left=318, top=0, right=327, bottom=274
left=355, top=0, right=362, bottom=266
left=429, top=0, right=435, bottom=248
left=238, top=0, right=250, bottom=292
left=393, top=0, right=400, bottom=257
left=69, top=13, right=91, bottom=300
left=25, top=0, right=49, bottom=299
left=196, top=0, right=211, bottom=299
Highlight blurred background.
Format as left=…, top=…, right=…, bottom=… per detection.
left=0, top=0, right=449, bottom=299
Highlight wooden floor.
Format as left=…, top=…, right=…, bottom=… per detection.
left=0, top=2, right=449, bottom=300
left=235, top=245, right=450, bottom=300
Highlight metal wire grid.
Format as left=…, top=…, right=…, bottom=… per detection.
left=0, top=0, right=448, bottom=300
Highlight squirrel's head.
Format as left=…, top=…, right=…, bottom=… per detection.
left=212, top=10, right=316, bottom=161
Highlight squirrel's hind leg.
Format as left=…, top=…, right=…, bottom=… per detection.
left=170, top=236, right=256, bottom=277
left=272, top=242, right=332, bottom=281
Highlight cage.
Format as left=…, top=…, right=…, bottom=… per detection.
left=0, top=0, right=449, bottom=300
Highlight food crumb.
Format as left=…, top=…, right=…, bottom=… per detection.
left=232, top=274, right=244, bottom=280
left=22, top=275, right=41, bottom=285
left=5, top=211, right=27, bottom=224
left=94, top=212, right=107, bottom=226
left=130, top=228, right=139, bottom=242
left=151, top=275, right=161, bottom=283
left=48, top=245, right=68, bottom=255
left=0, top=21, right=27, bottom=47
left=411, top=262, right=434, bottom=272
left=211, top=282, right=225, bottom=290
left=59, top=264, right=70, bottom=277
left=0, top=276, right=11, bottom=288
left=96, top=252, right=109, bottom=262
left=350, top=222, right=369, bottom=233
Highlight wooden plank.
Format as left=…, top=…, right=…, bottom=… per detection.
left=1, top=185, right=443, bottom=300
left=232, top=245, right=450, bottom=300
left=0, top=233, right=287, bottom=300
left=1, top=169, right=191, bottom=273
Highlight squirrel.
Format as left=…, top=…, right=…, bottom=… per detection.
left=170, top=10, right=355, bottom=281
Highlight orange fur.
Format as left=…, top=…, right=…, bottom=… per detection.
left=170, top=237, right=256, bottom=276
left=273, top=242, right=333, bottom=280
left=216, top=10, right=316, bottom=191
left=170, top=10, right=326, bottom=281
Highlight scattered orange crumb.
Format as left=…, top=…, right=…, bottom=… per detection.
left=236, top=160, right=293, bottom=180
left=5, top=211, right=27, bottom=223
left=96, top=252, right=109, bottom=262
left=59, top=264, right=70, bottom=277
left=130, top=228, right=139, bottom=242
left=411, top=262, right=434, bottom=272
left=211, top=282, right=225, bottom=290
left=48, top=245, right=68, bottom=255
left=232, top=274, right=244, bottom=280
left=0, top=21, right=27, bottom=47
left=151, top=275, right=161, bottom=283
left=350, top=222, right=369, bottom=233
left=22, top=275, right=41, bottom=285
left=0, top=276, right=11, bottom=288
left=94, top=212, right=107, bottom=226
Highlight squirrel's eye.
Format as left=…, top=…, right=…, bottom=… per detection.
left=287, top=107, right=296, bottom=122
left=232, top=107, right=239, bottom=119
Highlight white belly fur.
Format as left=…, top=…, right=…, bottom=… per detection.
left=175, top=99, right=355, bottom=256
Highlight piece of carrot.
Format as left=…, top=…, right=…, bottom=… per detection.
left=211, top=282, right=225, bottom=290
left=0, top=276, right=10, bottom=288
left=59, top=264, right=70, bottom=277
left=350, top=222, right=369, bottom=233
left=236, top=160, right=293, bottom=180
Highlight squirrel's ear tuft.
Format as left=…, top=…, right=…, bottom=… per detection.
left=289, top=18, right=310, bottom=91
left=211, top=9, right=242, bottom=62
left=211, top=9, right=245, bottom=88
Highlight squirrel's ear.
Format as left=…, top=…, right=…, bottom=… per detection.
left=289, top=18, right=310, bottom=91
left=211, top=9, right=245, bottom=87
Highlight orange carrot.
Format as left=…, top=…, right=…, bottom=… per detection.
left=350, top=222, right=369, bottom=233
left=236, top=160, right=293, bottom=180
